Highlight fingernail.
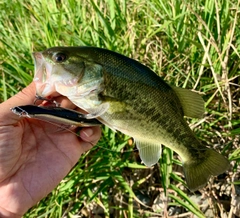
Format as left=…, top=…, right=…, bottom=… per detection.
left=81, top=128, right=93, bottom=138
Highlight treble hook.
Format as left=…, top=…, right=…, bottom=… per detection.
left=34, top=95, right=60, bottom=107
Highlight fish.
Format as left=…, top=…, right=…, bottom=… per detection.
left=32, top=46, right=229, bottom=191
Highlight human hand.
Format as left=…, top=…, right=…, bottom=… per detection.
left=0, top=82, right=101, bottom=217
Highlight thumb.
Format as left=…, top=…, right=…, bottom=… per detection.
left=0, top=82, right=36, bottom=125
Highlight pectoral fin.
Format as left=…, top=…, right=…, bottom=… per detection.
left=86, top=102, right=110, bottom=118
left=136, top=140, right=162, bottom=167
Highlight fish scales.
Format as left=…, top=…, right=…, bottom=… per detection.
left=88, top=49, right=196, bottom=154
left=33, top=46, right=230, bottom=191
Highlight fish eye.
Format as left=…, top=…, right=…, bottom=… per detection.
left=53, top=52, right=67, bottom=63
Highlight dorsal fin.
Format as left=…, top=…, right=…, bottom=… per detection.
left=171, top=86, right=205, bottom=118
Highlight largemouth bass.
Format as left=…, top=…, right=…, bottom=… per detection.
left=32, top=46, right=229, bottom=191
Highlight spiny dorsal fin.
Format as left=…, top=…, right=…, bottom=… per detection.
left=171, top=86, right=205, bottom=118
left=135, top=140, right=162, bottom=167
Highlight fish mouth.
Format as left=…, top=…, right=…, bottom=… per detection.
left=32, top=52, right=58, bottom=97
left=33, top=52, right=79, bottom=98
left=32, top=52, right=47, bottom=84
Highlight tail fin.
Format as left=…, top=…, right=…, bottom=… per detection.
left=183, top=149, right=229, bottom=191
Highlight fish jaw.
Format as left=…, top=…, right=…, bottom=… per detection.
left=33, top=52, right=53, bottom=96
left=32, top=52, right=81, bottom=98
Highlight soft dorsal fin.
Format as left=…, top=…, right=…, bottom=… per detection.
left=135, top=140, right=162, bottom=167
left=171, top=86, right=205, bottom=118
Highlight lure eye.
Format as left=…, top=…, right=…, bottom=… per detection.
left=53, top=52, right=67, bottom=63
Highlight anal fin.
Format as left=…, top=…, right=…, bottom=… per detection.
left=135, top=140, right=162, bottom=167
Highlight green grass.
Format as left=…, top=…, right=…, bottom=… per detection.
left=0, top=0, right=240, bottom=217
